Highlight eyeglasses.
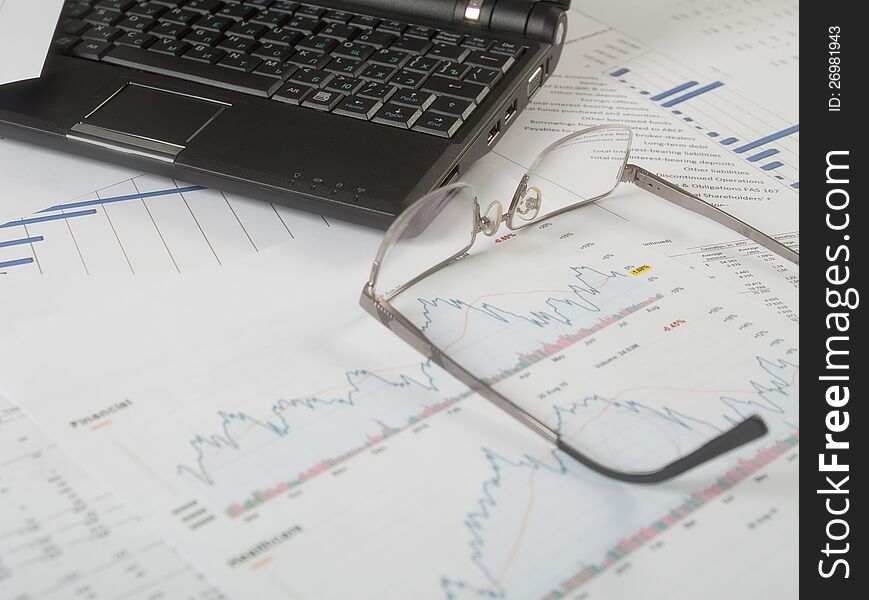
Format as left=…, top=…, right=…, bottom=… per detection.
left=360, top=124, right=799, bottom=484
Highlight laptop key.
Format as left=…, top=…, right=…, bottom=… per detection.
left=360, top=65, right=395, bottom=83
left=349, top=15, right=379, bottom=30
left=427, top=43, right=470, bottom=63
left=218, top=35, right=259, bottom=54
left=392, top=70, right=427, bottom=89
left=184, top=0, right=222, bottom=14
left=319, top=23, right=357, bottom=40
left=273, top=82, right=313, bottom=105
left=296, top=35, right=338, bottom=54
left=462, top=36, right=493, bottom=51
left=390, top=37, right=430, bottom=55
left=433, top=31, right=464, bottom=45
left=217, top=4, right=256, bottom=21
left=323, top=10, right=353, bottom=24
left=405, top=55, right=440, bottom=73
left=62, top=18, right=91, bottom=36
left=260, top=28, right=303, bottom=46
left=391, top=90, right=435, bottom=111
left=437, top=62, right=470, bottom=79
left=151, top=22, right=190, bottom=39
left=72, top=39, right=114, bottom=60
left=83, top=25, right=123, bottom=43
left=413, top=111, right=462, bottom=138
left=332, top=41, right=375, bottom=61
left=357, top=81, right=395, bottom=101
left=428, top=95, right=475, bottom=119
left=326, top=75, right=364, bottom=94
left=85, top=9, right=122, bottom=26
left=226, top=22, right=268, bottom=40
left=252, top=43, right=294, bottom=62
left=184, top=28, right=222, bottom=46
left=422, top=76, right=488, bottom=103
left=290, top=67, right=333, bottom=88
left=104, top=45, right=283, bottom=96
left=271, top=1, right=301, bottom=14
left=284, top=16, right=321, bottom=35
left=324, top=57, right=364, bottom=76
left=184, top=44, right=225, bottom=63
left=490, top=40, right=523, bottom=56
left=333, top=95, right=382, bottom=119
left=115, top=31, right=156, bottom=49
left=128, top=3, right=166, bottom=19
left=465, top=66, right=501, bottom=86
left=302, top=89, right=344, bottom=111
left=53, top=35, right=81, bottom=53
left=250, top=10, right=290, bottom=28
left=354, top=31, right=395, bottom=48
left=372, top=103, right=421, bottom=129
left=405, top=26, right=435, bottom=39
left=196, top=15, right=234, bottom=33
left=116, top=15, right=155, bottom=33
left=160, top=8, right=200, bottom=26
left=219, top=52, right=262, bottom=72
left=288, top=50, right=330, bottom=68
left=369, top=48, right=410, bottom=68
left=464, top=51, right=514, bottom=73
left=253, top=59, right=297, bottom=80
left=150, top=37, right=191, bottom=56
left=376, top=21, right=406, bottom=35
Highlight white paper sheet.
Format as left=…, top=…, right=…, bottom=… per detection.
left=0, top=0, right=64, bottom=85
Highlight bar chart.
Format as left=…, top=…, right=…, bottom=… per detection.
left=606, top=52, right=799, bottom=189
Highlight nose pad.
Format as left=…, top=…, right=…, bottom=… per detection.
left=480, top=200, right=503, bottom=236
left=514, top=186, right=542, bottom=222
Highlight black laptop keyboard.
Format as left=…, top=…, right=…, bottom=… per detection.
left=53, top=0, right=526, bottom=138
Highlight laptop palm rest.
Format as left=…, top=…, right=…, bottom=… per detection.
left=67, top=84, right=229, bottom=163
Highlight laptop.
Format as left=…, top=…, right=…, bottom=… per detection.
left=0, top=0, right=569, bottom=228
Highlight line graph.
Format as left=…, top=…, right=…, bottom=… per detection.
left=0, top=173, right=338, bottom=276
left=440, top=355, right=798, bottom=599
left=176, top=360, right=470, bottom=516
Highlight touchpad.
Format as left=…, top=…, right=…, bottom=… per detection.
left=68, top=84, right=228, bottom=161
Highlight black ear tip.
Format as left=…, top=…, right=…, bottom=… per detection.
left=741, top=414, right=769, bottom=438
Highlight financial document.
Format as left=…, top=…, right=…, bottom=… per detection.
left=0, top=0, right=64, bottom=86
left=0, top=218, right=798, bottom=598
left=0, top=395, right=227, bottom=599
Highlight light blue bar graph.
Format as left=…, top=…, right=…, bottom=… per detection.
left=747, top=149, right=780, bottom=162
left=0, top=236, right=43, bottom=248
left=39, top=185, right=205, bottom=213
left=660, top=81, right=724, bottom=107
left=720, top=137, right=738, bottom=145
left=0, top=209, right=98, bottom=229
left=734, top=125, right=800, bottom=154
left=761, top=161, right=784, bottom=171
left=0, top=257, right=34, bottom=269
left=708, top=132, right=720, bottom=137
left=650, top=81, right=697, bottom=101
left=610, top=68, right=630, bottom=77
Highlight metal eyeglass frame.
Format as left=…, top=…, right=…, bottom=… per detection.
left=360, top=124, right=798, bottom=484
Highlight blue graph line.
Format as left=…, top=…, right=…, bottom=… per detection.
left=38, top=185, right=206, bottom=213
left=651, top=81, right=697, bottom=101
left=0, top=235, right=43, bottom=248
left=747, top=148, right=780, bottom=162
left=0, top=209, right=97, bottom=229
left=0, top=257, right=34, bottom=269
left=720, top=137, right=738, bottom=145
left=609, top=68, right=630, bottom=77
left=177, top=361, right=445, bottom=485
left=417, top=267, right=627, bottom=334
left=660, top=81, right=723, bottom=107
left=761, top=161, right=784, bottom=171
left=441, top=356, right=798, bottom=599
left=733, top=125, right=799, bottom=154
left=707, top=132, right=719, bottom=138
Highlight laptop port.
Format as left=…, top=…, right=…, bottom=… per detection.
left=527, top=66, right=543, bottom=99
left=504, top=99, right=517, bottom=123
left=486, top=121, right=501, bottom=146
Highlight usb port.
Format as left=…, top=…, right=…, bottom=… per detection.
left=504, top=99, right=517, bottom=123
left=486, top=121, right=501, bottom=146
left=527, top=66, right=543, bottom=99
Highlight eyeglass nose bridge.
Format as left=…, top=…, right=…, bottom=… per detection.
left=477, top=200, right=504, bottom=236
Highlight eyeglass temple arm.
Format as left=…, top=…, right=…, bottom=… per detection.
left=557, top=414, right=768, bottom=484
left=621, top=164, right=799, bottom=265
